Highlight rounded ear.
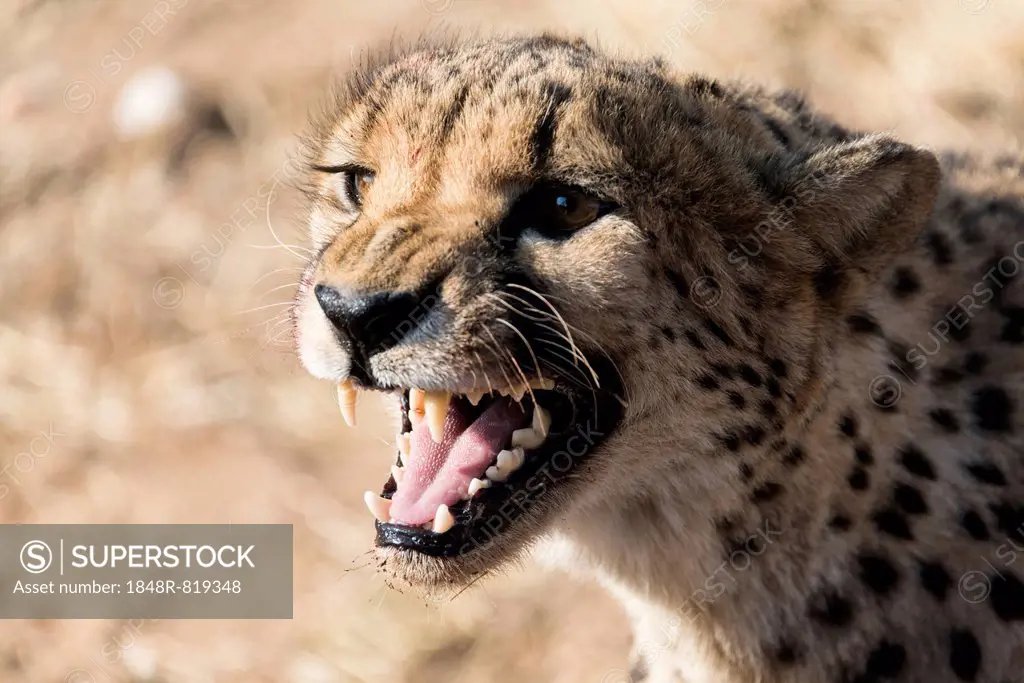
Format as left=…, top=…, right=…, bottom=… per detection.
left=791, top=134, right=941, bottom=274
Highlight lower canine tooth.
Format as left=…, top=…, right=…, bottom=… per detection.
left=467, top=478, right=491, bottom=496
left=432, top=504, right=455, bottom=534
left=424, top=391, right=451, bottom=443
left=336, top=380, right=358, bottom=427
left=363, top=491, right=391, bottom=522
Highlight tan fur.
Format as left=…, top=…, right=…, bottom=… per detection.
left=296, top=34, right=1024, bottom=682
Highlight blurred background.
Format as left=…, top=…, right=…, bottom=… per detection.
left=0, top=0, right=1022, bottom=681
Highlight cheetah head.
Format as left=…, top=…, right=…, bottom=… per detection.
left=294, top=34, right=941, bottom=587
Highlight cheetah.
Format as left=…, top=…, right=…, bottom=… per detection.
left=293, top=34, right=1024, bottom=683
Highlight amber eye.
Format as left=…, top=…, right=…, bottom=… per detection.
left=343, top=168, right=375, bottom=208
left=551, top=190, right=602, bottom=229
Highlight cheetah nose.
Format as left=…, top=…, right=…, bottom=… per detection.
left=314, top=283, right=430, bottom=364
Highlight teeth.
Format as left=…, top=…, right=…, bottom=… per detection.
left=496, top=446, right=525, bottom=472
left=390, top=464, right=404, bottom=484
left=512, top=426, right=545, bottom=449
left=532, top=404, right=551, bottom=438
left=363, top=491, right=391, bottom=522
left=509, top=384, right=527, bottom=402
left=336, top=380, right=358, bottom=427
left=409, top=388, right=425, bottom=427
left=466, top=389, right=486, bottom=406
left=396, top=432, right=410, bottom=465
left=485, top=465, right=506, bottom=481
left=529, top=378, right=555, bottom=390
left=424, top=391, right=451, bottom=443
left=432, top=504, right=455, bottom=534
left=467, top=477, right=491, bottom=497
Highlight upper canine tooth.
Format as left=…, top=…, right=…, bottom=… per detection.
left=424, top=391, right=451, bottom=443
left=336, top=380, right=358, bottom=427
left=529, top=378, right=555, bottom=390
left=532, top=404, right=551, bottom=438
left=466, top=389, right=486, bottom=406
left=512, top=427, right=544, bottom=450
left=432, top=504, right=455, bottom=534
left=409, top=388, right=426, bottom=426
left=363, top=491, right=391, bottom=522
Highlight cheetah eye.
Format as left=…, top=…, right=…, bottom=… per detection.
left=342, top=168, right=375, bottom=209
left=525, top=183, right=618, bottom=235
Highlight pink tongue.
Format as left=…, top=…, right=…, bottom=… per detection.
left=389, top=399, right=527, bottom=526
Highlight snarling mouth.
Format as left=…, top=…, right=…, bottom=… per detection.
left=343, top=374, right=622, bottom=557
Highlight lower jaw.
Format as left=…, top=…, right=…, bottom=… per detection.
left=374, top=384, right=624, bottom=559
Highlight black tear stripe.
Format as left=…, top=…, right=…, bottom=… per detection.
left=436, top=84, right=471, bottom=148
left=529, top=82, right=573, bottom=171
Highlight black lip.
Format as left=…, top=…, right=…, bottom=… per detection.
left=374, top=361, right=624, bottom=558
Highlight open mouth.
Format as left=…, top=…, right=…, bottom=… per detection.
left=344, top=375, right=620, bottom=557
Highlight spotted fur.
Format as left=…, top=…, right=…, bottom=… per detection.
left=295, top=34, right=1024, bottom=683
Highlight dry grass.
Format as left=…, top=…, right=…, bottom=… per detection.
left=1, top=0, right=1021, bottom=680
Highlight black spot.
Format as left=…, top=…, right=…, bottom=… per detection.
left=829, top=514, right=852, bottom=531
left=769, top=358, right=788, bottom=377
left=989, top=572, right=1024, bottom=621
left=696, top=374, right=720, bottom=391
left=766, top=376, right=782, bottom=398
left=664, top=267, right=689, bottom=297
left=704, top=318, right=734, bottom=347
left=918, top=561, right=951, bottom=602
left=772, top=641, right=799, bottom=666
left=899, top=445, right=937, bottom=480
left=848, top=467, right=870, bottom=491
left=999, top=306, right=1024, bottom=344
left=970, top=386, right=1014, bottom=433
left=926, top=231, right=955, bottom=266
left=847, top=313, right=883, bottom=336
left=839, top=414, right=858, bottom=438
left=718, top=432, right=741, bottom=452
left=660, top=326, right=676, bottom=343
left=751, top=482, right=782, bottom=503
left=813, top=263, right=844, bottom=299
left=949, top=628, right=982, bottom=681
left=744, top=425, right=766, bottom=446
left=685, top=329, right=706, bottom=350
left=928, top=408, right=960, bottom=433
left=964, top=462, right=1007, bottom=487
left=808, top=591, right=854, bottom=627
left=739, top=316, right=754, bottom=338
left=784, top=445, right=805, bottom=467
left=964, top=352, right=988, bottom=375
left=759, top=399, right=778, bottom=418
left=710, top=362, right=733, bottom=380
left=987, top=501, right=1024, bottom=539
left=872, top=508, right=914, bottom=540
left=891, top=266, right=921, bottom=299
left=737, top=364, right=763, bottom=387
left=960, top=509, right=990, bottom=541
left=887, top=341, right=918, bottom=380
left=893, top=483, right=928, bottom=515
left=863, top=641, right=906, bottom=679
left=727, top=391, right=746, bottom=409
left=857, top=553, right=901, bottom=595
left=739, top=462, right=754, bottom=481
left=854, top=445, right=874, bottom=466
